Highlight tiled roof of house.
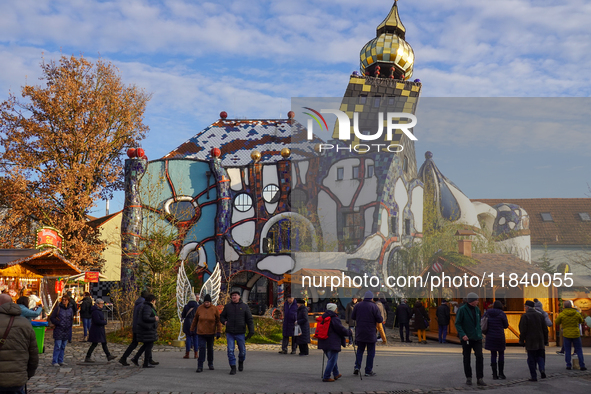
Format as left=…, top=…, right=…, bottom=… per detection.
left=473, top=198, right=591, bottom=246
left=86, top=211, right=121, bottom=229
left=161, top=118, right=324, bottom=166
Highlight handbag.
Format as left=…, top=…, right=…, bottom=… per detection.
left=294, top=324, right=302, bottom=336
left=480, top=314, right=488, bottom=335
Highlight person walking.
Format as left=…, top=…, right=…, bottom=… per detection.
left=190, top=294, right=222, bottom=372
left=318, top=303, right=352, bottom=382
left=555, top=300, right=587, bottom=371
left=412, top=301, right=429, bottom=344
left=49, top=296, right=74, bottom=366
left=279, top=296, right=298, bottom=354
left=119, top=290, right=157, bottom=366
left=220, top=291, right=254, bottom=375
left=16, top=296, right=42, bottom=321
left=135, top=294, right=159, bottom=368
left=436, top=300, right=450, bottom=343
left=84, top=299, right=117, bottom=362
left=351, top=290, right=383, bottom=377
left=181, top=294, right=200, bottom=359
left=396, top=299, right=412, bottom=342
left=345, top=296, right=358, bottom=328
left=374, top=295, right=387, bottom=342
left=65, top=291, right=78, bottom=343
left=0, top=294, right=39, bottom=394
left=483, top=300, right=508, bottom=379
left=519, top=300, right=549, bottom=381
left=295, top=298, right=310, bottom=356
left=455, top=293, right=486, bottom=386
left=79, top=292, right=93, bottom=342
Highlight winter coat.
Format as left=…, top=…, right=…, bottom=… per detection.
left=455, top=304, right=482, bottom=341
left=519, top=308, right=548, bottom=351
left=49, top=303, right=74, bottom=341
left=345, top=301, right=357, bottom=327
left=18, top=304, right=42, bottom=321
left=376, top=301, right=387, bottom=323
left=533, top=300, right=552, bottom=327
left=436, top=304, right=450, bottom=326
left=0, top=302, right=39, bottom=388
left=282, top=300, right=298, bottom=337
left=220, top=300, right=254, bottom=335
left=88, top=305, right=107, bottom=343
left=556, top=307, right=584, bottom=339
left=190, top=303, right=222, bottom=336
left=396, top=302, right=412, bottom=324
left=80, top=297, right=93, bottom=319
left=136, top=302, right=158, bottom=343
left=295, top=304, right=311, bottom=345
left=411, top=303, right=429, bottom=330
left=181, top=300, right=199, bottom=335
left=131, top=296, right=145, bottom=334
left=317, top=310, right=351, bottom=352
left=351, top=298, right=383, bottom=343
left=483, top=308, right=508, bottom=351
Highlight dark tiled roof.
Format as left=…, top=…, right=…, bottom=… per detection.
left=470, top=253, right=546, bottom=276
left=472, top=198, right=591, bottom=246
left=86, top=211, right=121, bottom=229
left=162, top=119, right=324, bottom=166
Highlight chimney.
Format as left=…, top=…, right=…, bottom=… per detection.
left=106, top=200, right=110, bottom=216
left=455, top=229, right=477, bottom=257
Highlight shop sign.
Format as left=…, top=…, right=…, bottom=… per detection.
left=35, top=227, right=64, bottom=252
left=84, top=272, right=100, bottom=283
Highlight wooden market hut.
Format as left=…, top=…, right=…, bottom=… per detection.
left=419, top=245, right=557, bottom=344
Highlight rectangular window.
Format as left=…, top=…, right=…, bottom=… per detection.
left=336, top=167, right=344, bottom=181
left=367, top=165, right=374, bottom=178
left=352, top=166, right=360, bottom=179
left=405, top=219, right=411, bottom=235
left=578, top=212, right=591, bottom=221
left=343, top=213, right=363, bottom=240
left=388, top=97, right=395, bottom=106
left=391, top=214, right=398, bottom=235
left=540, top=212, right=553, bottom=222
left=373, top=96, right=381, bottom=107
left=359, top=95, right=367, bottom=104
left=403, top=156, right=409, bottom=173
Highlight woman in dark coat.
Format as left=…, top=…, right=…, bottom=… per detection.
left=295, top=299, right=310, bottom=356
left=181, top=296, right=199, bottom=359
left=483, top=300, right=509, bottom=380
left=49, top=296, right=74, bottom=366
left=412, top=301, right=430, bottom=344
left=85, top=299, right=116, bottom=362
left=136, top=294, right=159, bottom=368
left=318, top=303, right=352, bottom=382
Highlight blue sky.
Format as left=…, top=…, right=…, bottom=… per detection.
left=1, top=0, right=590, bottom=216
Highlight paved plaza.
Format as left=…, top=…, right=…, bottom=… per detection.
left=28, top=332, right=590, bottom=394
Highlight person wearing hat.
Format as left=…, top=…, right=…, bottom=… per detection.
left=436, top=300, right=451, bottom=344
left=318, top=303, right=352, bottom=382
left=84, top=299, right=117, bottom=363
left=190, top=294, right=222, bottom=372
left=519, top=300, right=549, bottom=381
left=350, top=290, right=383, bottom=377
left=454, top=292, right=486, bottom=386
left=220, top=290, right=254, bottom=375
left=279, top=295, right=298, bottom=354
left=295, top=298, right=311, bottom=356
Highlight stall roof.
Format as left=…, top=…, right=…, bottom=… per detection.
left=422, top=252, right=547, bottom=277
left=0, top=249, right=39, bottom=265
left=0, top=249, right=81, bottom=276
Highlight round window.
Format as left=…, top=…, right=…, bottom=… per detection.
left=262, top=184, right=280, bottom=203
left=234, top=193, right=253, bottom=212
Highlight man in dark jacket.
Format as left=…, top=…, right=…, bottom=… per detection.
left=295, top=298, right=310, bottom=356
left=220, top=291, right=254, bottom=375
left=279, top=296, right=298, bottom=354
left=84, top=299, right=116, bottom=362
left=318, top=303, right=352, bottom=382
left=345, top=297, right=358, bottom=328
left=119, top=290, right=157, bottom=366
left=0, top=294, right=39, bottom=394
left=519, top=300, right=549, bottom=381
left=436, top=300, right=451, bottom=343
left=396, top=299, right=412, bottom=342
left=79, top=292, right=93, bottom=342
left=351, top=291, right=383, bottom=377
left=455, top=293, right=486, bottom=387
left=135, top=294, right=159, bottom=368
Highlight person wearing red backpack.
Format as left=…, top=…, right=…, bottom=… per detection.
left=317, top=303, right=352, bottom=382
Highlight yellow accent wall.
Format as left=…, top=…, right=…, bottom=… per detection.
left=97, top=212, right=122, bottom=281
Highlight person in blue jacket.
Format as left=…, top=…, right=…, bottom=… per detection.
left=84, top=299, right=116, bottom=362
left=483, top=300, right=509, bottom=380
left=181, top=294, right=199, bottom=359
left=318, top=303, right=352, bottom=382
left=16, top=296, right=42, bottom=320
left=351, top=290, right=383, bottom=377
left=279, top=295, right=298, bottom=354
left=49, top=296, right=73, bottom=366
left=295, top=298, right=310, bottom=356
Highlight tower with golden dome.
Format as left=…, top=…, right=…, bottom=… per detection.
left=332, top=0, right=421, bottom=180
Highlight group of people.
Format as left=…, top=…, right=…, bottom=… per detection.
left=456, top=293, right=587, bottom=387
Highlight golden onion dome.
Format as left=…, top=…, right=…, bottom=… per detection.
left=360, top=1, right=414, bottom=80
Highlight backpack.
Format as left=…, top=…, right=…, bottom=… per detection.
left=314, top=316, right=331, bottom=340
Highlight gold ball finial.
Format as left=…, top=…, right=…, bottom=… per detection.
left=281, top=148, right=291, bottom=158
left=251, top=150, right=261, bottom=163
